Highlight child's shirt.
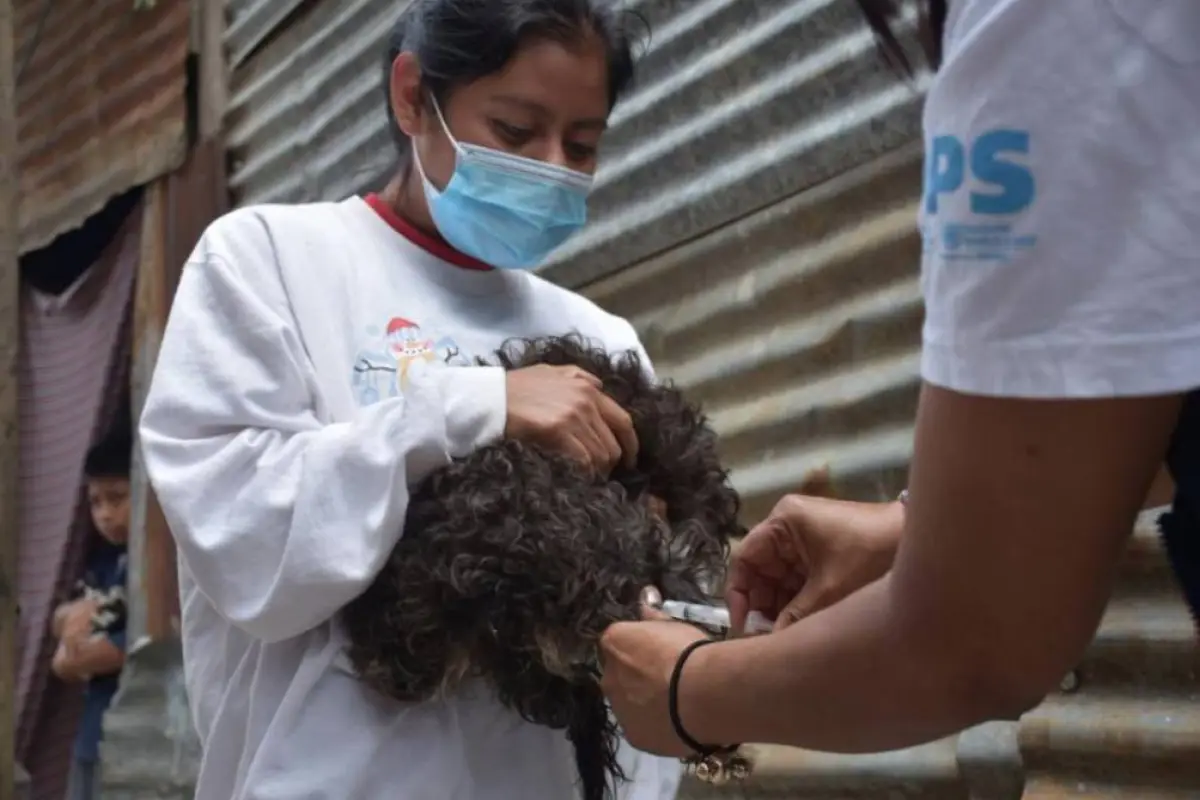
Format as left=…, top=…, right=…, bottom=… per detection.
left=70, top=541, right=128, bottom=763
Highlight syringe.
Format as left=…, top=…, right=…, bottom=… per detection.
left=659, top=601, right=774, bottom=635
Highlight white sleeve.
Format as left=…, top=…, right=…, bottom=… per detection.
left=139, top=226, right=506, bottom=644
left=918, top=0, right=1200, bottom=399
left=615, top=318, right=657, bottom=383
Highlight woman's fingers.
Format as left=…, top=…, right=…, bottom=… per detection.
left=583, top=405, right=624, bottom=472
left=562, top=436, right=595, bottom=474
left=593, top=392, right=639, bottom=468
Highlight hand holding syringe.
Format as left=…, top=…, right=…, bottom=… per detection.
left=641, top=586, right=774, bottom=636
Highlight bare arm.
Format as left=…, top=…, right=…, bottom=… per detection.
left=52, top=633, right=125, bottom=683
left=682, top=385, right=1181, bottom=751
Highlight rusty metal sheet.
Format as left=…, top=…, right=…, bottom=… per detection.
left=14, top=0, right=190, bottom=253
left=225, top=0, right=402, bottom=206
left=225, top=0, right=311, bottom=70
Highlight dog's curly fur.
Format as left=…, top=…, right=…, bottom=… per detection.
left=341, top=335, right=743, bottom=800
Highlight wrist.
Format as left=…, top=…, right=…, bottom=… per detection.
left=675, top=637, right=758, bottom=747
left=869, top=497, right=905, bottom=563
left=674, top=639, right=721, bottom=748
left=437, top=366, right=507, bottom=457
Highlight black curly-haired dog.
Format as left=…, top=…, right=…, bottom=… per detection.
left=341, top=335, right=743, bottom=800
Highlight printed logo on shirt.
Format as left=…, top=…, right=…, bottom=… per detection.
left=351, top=317, right=472, bottom=407
left=75, top=553, right=128, bottom=637
left=919, top=128, right=1038, bottom=265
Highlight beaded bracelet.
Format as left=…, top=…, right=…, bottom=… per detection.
left=668, top=638, right=755, bottom=784
left=668, top=639, right=727, bottom=754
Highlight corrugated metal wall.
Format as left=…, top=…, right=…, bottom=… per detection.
left=14, top=0, right=190, bottom=253
left=542, top=0, right=926, bottom=290
left=587, top=144, right=923, bottom=522
left=225, top=0, right=404, bottom=206
left=222, top=0, right=1200, bottom=796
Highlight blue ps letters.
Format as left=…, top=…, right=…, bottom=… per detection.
left=924, top=129, right=1034, bottom=216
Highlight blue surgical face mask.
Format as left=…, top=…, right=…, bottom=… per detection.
left=413, top=98, right=594, bottom=271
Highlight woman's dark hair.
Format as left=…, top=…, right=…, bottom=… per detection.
left=854, top=0, right=947, bottom=74
left=382, top=0, right=644, bottom=161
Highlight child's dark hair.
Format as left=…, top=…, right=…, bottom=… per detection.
left=84, top=428, right=132, bottom=480
left=381, top=0, right=645, bottom=163
left=854, top=0, right=947, bottom=74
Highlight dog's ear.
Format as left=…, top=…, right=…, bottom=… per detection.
left=796, top=464, right=836, bottom=499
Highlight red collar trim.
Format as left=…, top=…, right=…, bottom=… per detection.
left=364, top=194, right=493, bottom=272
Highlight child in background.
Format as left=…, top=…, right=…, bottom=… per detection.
left=52, top=432, right=131, bottom=800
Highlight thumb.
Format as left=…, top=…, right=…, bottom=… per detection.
left=725, top=592, right=749, bottom=637
left=773, top=580, right=831, bottom=631
left=796, top=464, right=834, bottom=498
left=640, top=605, right=672, bottom=622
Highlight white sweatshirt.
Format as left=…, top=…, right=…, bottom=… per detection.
left=139, top=197, right=682, bottom=800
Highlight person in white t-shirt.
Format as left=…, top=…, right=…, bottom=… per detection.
left=138, top=1, right=683, bottom=798
left=598, top=0, right=1200, bottom=758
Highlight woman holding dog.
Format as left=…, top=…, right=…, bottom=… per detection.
left=140, top=1, right=678, bottom=798
left=601, top=0, right=1200, bottom=761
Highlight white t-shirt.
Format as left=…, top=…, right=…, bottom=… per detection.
left=139, top=197, right=681, bottom=800
left=920, top=0, right=1200, bottom=398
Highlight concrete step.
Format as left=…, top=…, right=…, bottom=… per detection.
left=678, top=740, right=966, bottom=799
left=1070, top=595, right=1199, bottom=694
left=1112, top=515, right=1180, bottom=600
left=1023, top=778, right=1198, bottom=800
left=1019, top=695, right=1200, bottom=793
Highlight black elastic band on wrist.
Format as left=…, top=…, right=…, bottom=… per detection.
left=668, top=637, right=736, bottom=757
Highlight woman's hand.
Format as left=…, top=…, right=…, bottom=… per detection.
left=52, top=642, right=79, bottom=681
left=505, top=364, right=638, bottom=474
left=599, top=618, right=711, bottom=758
left=51, top=635, right=94, bottom=683
left=726, top=494, right=903, bottom=634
